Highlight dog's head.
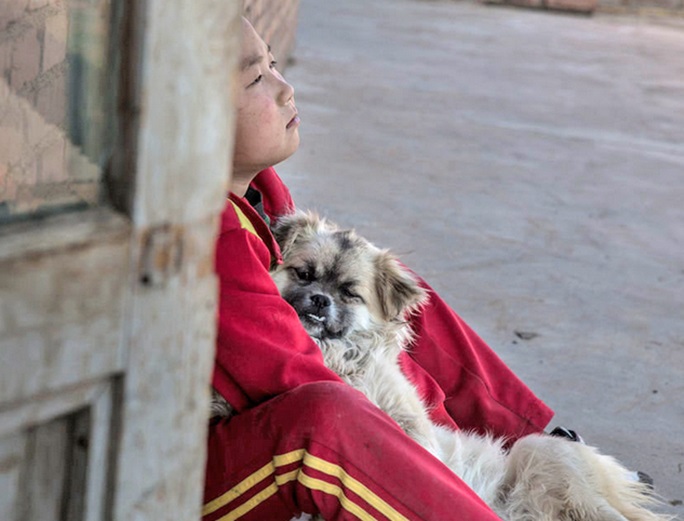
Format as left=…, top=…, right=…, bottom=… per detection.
left=271, top=211, right=427, bottom=341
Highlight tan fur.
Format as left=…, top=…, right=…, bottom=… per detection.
left=213, top=211, right=670, bottom=521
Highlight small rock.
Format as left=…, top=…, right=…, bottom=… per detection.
left=514, top=330, right=539, bottom=341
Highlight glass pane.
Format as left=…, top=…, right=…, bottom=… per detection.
left=0, top=0, right=117, bottom=223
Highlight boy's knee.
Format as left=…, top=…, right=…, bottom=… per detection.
left=290, top=382, right=363, bottom=413
left=282, top=382, right=371, bottom=430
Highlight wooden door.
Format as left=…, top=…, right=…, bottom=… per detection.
left=0, top=1, right=240, bottom=519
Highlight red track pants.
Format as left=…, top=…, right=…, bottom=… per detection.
left=203, top=382, right=503, bottom=521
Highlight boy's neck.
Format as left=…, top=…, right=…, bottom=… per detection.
left=230, top=179, right=251, bottom=198
left=229, top=168, right=260, bottom=198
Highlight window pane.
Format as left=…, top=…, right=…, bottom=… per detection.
left=0, top=0, right=117, bottom=223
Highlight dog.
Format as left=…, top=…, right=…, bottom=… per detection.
left=266, top=211, right=668, bottom=521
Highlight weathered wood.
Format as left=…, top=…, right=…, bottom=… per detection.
left=0, top=211, right=129, bottom=406
left=132, top=0, right=239, bottom=227
left=18, top=415, right=70, bottom=521
left=0, top=208, right=129, bottom=263
left=0, top=433, right=26, bottom=521
left=0, top=379, right=117, bottom=521
left=82, top=380, right=116, bottom=521
left=0, top=380, right=102, bottom=438
left=1, top=0, right=242, bottom=519
left=109, top=0, right=241, bottom=517
left=62, top=410, right=90, bottom=521
left=112, top=218, right=222, bottom=520
left=1, top=395, right=106, bottom=521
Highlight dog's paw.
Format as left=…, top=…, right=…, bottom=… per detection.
left=549, top=425, right=585, bottom=443
left=290, top=514, right=325, bottom=521
left=210, top=388, right=235, bottom=419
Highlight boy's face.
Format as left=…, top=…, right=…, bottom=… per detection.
left=233, top=18, right=300, bottom=178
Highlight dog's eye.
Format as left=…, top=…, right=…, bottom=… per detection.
left=340, top=285, right=363, bottom=302
left=293, top=267, right=315, bottom=282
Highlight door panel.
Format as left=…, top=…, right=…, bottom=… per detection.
left=0, top=0, right=241, bottom=519
left=0, top=379, right=116, bottom=521
left=0, top=432, right=25, bottom=521
left=0, top=210, right=129, bottom=406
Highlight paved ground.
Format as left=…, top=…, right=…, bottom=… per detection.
left=278, top=0, right=684, bottom=515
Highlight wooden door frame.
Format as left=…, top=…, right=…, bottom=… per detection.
left=110, top=0, right=240, bottom=518
left=0, top=0, right=241, bottom=519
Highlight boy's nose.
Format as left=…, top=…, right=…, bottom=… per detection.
left=277, top=78, right=295, bottom=105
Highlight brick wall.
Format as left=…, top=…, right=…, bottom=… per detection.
left=484, top=0, right=684, bottom=14
left=243, top=0, right=300, bottom=65
left=597, top=0, right=684, bottom=13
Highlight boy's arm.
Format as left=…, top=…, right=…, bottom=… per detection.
left=408, top=280, right=554, bottom=441
left=212, top=213, right=343, bottom=413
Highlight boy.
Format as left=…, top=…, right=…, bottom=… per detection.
left=203, top=17, right=553, bottom=520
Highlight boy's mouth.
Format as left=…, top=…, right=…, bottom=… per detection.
left=287, top=114, right=300, bottom=129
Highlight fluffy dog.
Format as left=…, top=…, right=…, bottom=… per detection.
left=269, top=211, right=668, bottom=521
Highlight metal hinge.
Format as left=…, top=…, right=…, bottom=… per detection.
left=138, top=224, right=184, bottom=287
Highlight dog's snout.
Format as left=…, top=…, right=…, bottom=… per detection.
left=311, top=294, right=332, bottom=309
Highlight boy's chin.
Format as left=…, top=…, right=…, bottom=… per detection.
left=288, top=131, right=301, bottom=152
left=273, top=140, right=300, bottom=166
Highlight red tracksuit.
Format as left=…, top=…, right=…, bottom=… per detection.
left=204, top=168, right=554, bottom=520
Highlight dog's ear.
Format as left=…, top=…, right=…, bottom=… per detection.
left=271, top=211, right=323, bottom=257
left=374, top=251, right=428, bottom=321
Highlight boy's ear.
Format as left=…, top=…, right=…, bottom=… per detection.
left=374, top=251, right=428, bottom=321
left=271, top=210, right=324, bottom=257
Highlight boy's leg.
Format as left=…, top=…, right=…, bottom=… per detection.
left=203, top=382, right=502, bottom=521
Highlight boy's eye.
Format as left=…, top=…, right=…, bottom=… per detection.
left=248, top=74, right=263, bottom=87
left=247, top=61, right=276, bottom=88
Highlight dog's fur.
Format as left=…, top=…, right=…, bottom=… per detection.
left=265, top=211, right=669, bottom=521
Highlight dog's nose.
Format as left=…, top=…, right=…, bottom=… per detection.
left=311, top=294, right=331, bottom=309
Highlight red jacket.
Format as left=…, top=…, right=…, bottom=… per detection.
left=213, top=168, right=553, bottom=439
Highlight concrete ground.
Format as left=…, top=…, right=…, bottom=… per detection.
left=278, top=0, right=684, bottom=515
